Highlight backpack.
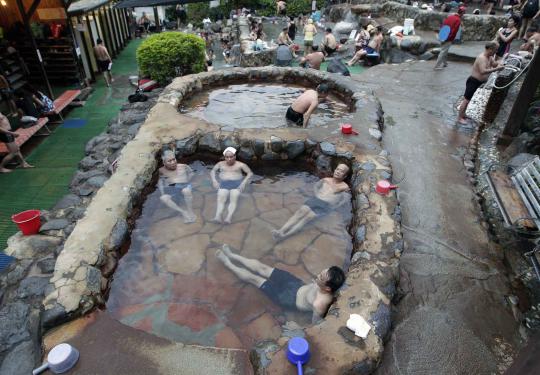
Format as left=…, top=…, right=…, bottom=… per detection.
left=128, top=89, right=148, bottom=103
left=523, top=0, right=539, bottom=18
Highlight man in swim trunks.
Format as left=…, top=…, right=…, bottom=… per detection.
left=272, top=164, right=350, bottom=241
left=210, top=147, right=253, bottom=224
left=216, top=244, right=345, bottom=319
left=0, top=112, right=33, bottom=173
left=320, top=27, right=337, bottom=56
left=158, top=150, right=196, bottom=223
left=457, top=41, right=504, bottom=125
left=298, top=45, right=325, bottom=70
left=285, top=83, right=329, bottom=128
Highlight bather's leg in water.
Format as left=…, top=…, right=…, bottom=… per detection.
left=221, top=244, right=273, bottom=278
left=213, top=188, right=229, bottom=222
left=216, top=248, right=266, bottom=287
left=160, top=194, right=193, bottom=223
left=224, top=189, right=241, bottom=224
left=181, top=186, right=197, bottom=222
left=272, top=205, right=317, bottom=241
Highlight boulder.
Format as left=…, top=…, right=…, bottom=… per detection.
left=176, top=135, right=198, bottom=156
left=5, top=233, right=62, bottom=260
left=0, top=340, right=37, bottom=375
left=0, top=302, right=30, bottom=353
left=40, top=219, right=69, bottom=232
left=286, top=140, right=305, bottom=159
left=17, top=276, right=49, bottom=299
left=320, top=141, right=336, bottom=156
left=53, top=194, right=81, bottom=210
left=199, top=132, right=221, bottom=153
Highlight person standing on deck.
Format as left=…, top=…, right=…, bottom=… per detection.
left=93, top=39, right=113, bottom=87
left=304, top=18, right=317, bottom=55
left=434, top=6, right=466, bottom=70
left=457, top=41, right=504, bottom=124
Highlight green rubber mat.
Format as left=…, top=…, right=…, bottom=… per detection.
left=0, top=39, right=143, bottom=250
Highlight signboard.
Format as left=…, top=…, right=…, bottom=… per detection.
left=37, top=8, right=67, bottom=20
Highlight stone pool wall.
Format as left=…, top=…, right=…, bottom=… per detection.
left=26, top=67, right=401, bottom=374
left=332, top=2, right=507, bottom=42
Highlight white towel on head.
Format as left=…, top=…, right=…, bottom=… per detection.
left=223, top=147, right=237, bottom=156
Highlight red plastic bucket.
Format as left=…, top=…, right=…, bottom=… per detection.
left=11, top=210, right=41, bottom=235
left=376, top=180, right=397, bottom=195
left=341, top=123, right=358, bottom=135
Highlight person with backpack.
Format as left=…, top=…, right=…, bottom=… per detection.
left=519, top=0, right=540, bottom=39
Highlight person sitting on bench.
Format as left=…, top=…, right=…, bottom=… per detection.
left=0, top=112, right=33, bottom=173
left=216, top=244, right=345, bottom=320
left=21, top=84, right=54, bottom=115
left=347, top=26, right=383, bottom=66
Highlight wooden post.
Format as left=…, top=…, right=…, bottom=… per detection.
left=153, top=6, right=160, bottom=32
left=77, top=15, right=95, bottom=82
left=15, top=0, right=54, bottom=99
left=499, top=47, right=540, bottom=143
left=99, top=8, right=115, bottom=58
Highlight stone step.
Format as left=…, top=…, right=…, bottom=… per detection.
left=42, top=310, right=254, bottom=375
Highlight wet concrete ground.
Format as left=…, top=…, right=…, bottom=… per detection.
left=352, top=60, right=522, bottom=374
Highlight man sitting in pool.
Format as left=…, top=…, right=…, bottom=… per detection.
left=211, top=147, right=253, bottom=224
left=216, top=244, right=345, bottom=319
left=285, top=83, right=329, bottom=128
left=272, top=164, right=350, bottom=241
left=158, top=150, right=197, bottom=223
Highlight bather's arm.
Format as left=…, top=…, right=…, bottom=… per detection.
left=238, top=162, right=254, bottom=192
left=210, top=162, right=221, bottom=189
left=158, top=177, right=165, bottom=195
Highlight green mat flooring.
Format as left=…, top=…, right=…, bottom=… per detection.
left=0, top=39, right=143, bottom=249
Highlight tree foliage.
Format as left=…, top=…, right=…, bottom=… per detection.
left=136, top=32, right=206, bottom=84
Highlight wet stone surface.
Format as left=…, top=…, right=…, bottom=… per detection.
left=107, top=161, right=353, bottom=350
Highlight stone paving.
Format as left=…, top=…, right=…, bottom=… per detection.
left=107, top=162, right=353, bottom=350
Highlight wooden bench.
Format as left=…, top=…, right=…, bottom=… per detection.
left=486, top=157, right=540, bottom=230
left=46, top=89, right=81, bottom=123
left=0, top=117, right=50, bottom=154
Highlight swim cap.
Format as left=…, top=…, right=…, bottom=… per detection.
left=223, top=147, right=237, bottom=156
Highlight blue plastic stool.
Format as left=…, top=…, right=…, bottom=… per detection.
left=286, top=337, right=310, bottom=375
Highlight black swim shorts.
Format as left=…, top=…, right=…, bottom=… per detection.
left=219, top=179, right=243, bottom=190
left=305, top=196, right=331, bottom=216
left=97, top=59, right=111, bottom=72
left=0, top=132, right=15, bottom=144
left=163, top=183, right=192, bottom=205
left=464, top=76, right=484, bottom=101
left=260, top=268, right=304, bottom=310
left=286, top=106, right=303, bottom=126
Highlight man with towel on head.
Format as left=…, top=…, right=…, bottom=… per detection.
left=211, top=147, right=253, bottom=224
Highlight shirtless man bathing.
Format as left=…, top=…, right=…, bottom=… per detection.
left=285, top=83, right=329, bottom=128
left=457, top=41, right=504, bottom=125
left=0, top=112, right=33, bottom=173
left=158, top=150, right=196, bottom=223
left=216, top=244, right=345, bottom=320
left=211, top=147, right=253, bottom=224
left=272, top=164, right=350, bottom=241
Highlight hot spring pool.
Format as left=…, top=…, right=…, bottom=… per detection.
left=107, top=160, right=353, bottom=350
left=180, top=84, right=353, bottom=129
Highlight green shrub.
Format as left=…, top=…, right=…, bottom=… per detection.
left=136, top=32, right=206, bottom=84
left=257, top=0, right=322, bottom=17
